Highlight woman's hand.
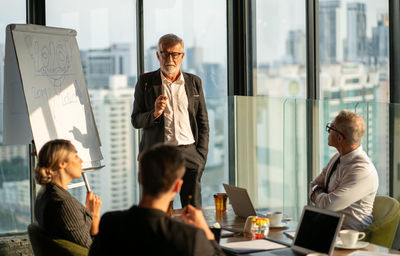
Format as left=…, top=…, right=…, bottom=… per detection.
left=86, top=191, right=102, bottom=235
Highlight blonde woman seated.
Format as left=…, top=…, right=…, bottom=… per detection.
left=34, top=139, right=102, bottom=248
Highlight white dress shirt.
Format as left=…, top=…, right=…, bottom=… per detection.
left=161, top=71, right=195, bottom=146
left=310, top=146, right=379, bottom=231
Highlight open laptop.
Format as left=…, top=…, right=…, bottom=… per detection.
left=223, top=184, right=260, bottom=218
left=249, top=205, right=344, bottom=256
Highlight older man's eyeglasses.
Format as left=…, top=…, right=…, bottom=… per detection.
left=326, top=123, right=346, bottom=139
left=159, top=51, right=183, bottom=59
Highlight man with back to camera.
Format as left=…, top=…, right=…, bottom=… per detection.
left=89, top=144, right=224, bottom=256
left=310, top=110, right=379, bottom=231
left=131, top=33, right=209, bottom=207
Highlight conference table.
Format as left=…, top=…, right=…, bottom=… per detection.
left=174, top=205, right=400, bottom=256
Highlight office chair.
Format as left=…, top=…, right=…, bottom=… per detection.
left=363, top=195, right=400, bottom=248
left=392, top=220, right=400, bottom=250
left=28, top=223, right=88, bottom=256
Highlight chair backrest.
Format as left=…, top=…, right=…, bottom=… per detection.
left=27, top=223, right=88, bottom=256
left=392, top=219, right=400, bottom=250
left=363, top=195, right=400, bottom=248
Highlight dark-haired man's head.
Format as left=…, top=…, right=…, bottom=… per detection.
left=138, top=144, right=185, bottom=197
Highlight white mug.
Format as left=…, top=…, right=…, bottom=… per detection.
left=267, top=211, right=283, bottom=226
left=339, top=229, right=366, bottom=247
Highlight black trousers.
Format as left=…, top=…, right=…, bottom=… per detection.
left=178, top=144, right=205, bottom=208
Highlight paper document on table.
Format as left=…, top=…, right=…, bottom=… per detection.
left=221, top=239, right=287, bottom=253
left=348, top=251, right=397, bottom=256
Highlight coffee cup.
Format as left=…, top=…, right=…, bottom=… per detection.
left=267, top=211, right=283, bottom=226
left=339, top=229, right=366, bottom=248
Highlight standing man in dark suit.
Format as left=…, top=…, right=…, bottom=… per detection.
left=131, top=34, right=209, bottom=207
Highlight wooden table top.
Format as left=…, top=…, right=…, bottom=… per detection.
left=191, top=206, right=400, bottom=256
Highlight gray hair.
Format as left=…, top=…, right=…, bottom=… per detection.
left=334, top=110, right=366, bottom=145
left=158, top=34, right=184, bottom=51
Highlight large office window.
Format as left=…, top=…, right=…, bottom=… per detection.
left=246, top=1, right=307, bottom=218
left=143, top=0, right=228, bottom=207
left=254, top=1, right=307, bottom=98
left=47, top=0, right=139, bottom=214
left=318, top=0, right=389, bottom=195
left=0, top=1, right=29, bottom=233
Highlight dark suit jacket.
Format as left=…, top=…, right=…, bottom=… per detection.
left=89, top=206, right=225, bottom=256
left=34, top=183, right=93, bottom=248
left=131, top=69, right=209, bottom=164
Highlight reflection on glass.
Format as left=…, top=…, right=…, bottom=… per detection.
left=47, top=0, right=139, bottom=214
left=143, top=0, right=228, bottom=207
left=318, top=0, right=389, bottom=195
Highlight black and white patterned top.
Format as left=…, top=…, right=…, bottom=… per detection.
left=35, top=182, right=93, bottom=248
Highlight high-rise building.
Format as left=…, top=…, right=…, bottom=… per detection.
left=319, top=0, right=342, bottom=64
left=146, top=45, right=159, bottom=72
left=346, top=2, right=367, bottom=63
left=0, top=145, right=26, bottom=162
left=286, top=29, right=306, bottom=65
left=80, top=43, right=135, bottom=89
left=371, top=13, right=389, bottom=66
left=185, top=46, right=203, bottom=72
left=72, top=75, right=138, bottom=213
left=197, top=63, right=226, bottom=98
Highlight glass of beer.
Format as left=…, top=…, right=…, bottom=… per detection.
left=213, top=193, right=228, bottom=212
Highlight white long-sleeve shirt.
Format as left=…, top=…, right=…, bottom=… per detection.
left=161, top=71, right=195, bottom=146
left=310, top=146, right=379, bottom=231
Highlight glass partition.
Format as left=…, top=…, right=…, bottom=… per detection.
left=318, top=0, right=390, bottom=196
left=234, top=96, right=391, bottom=221
left=235, top=96, right=307, bottom=219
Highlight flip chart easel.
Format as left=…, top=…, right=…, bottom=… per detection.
left=3, top=24, right=104, bottom=191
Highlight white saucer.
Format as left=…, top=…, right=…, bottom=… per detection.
left=335, top=240, right=369, bottom=249
left=269, top=222, right=288, bottom=229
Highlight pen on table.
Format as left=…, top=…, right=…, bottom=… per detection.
left=284, top=231, right=295, bottom=239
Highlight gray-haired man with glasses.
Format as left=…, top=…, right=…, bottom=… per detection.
left=131, top=34, right=209, bottom=207
left=310, top=110, right=378, bottom=231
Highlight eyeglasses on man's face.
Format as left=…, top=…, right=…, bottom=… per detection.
left=159, top=51, right=183, bottom=59
left=326, top=122, right=346, bottom=139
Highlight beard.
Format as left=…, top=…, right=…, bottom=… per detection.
left=163, top=63, right=179, bottom=76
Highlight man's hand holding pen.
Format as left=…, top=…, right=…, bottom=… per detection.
left=180, top=204, right=215, bottom=240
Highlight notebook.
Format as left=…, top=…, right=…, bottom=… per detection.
left=223, top=183, right=260, bottom=218
left=248, top=205, right=344, bottom=256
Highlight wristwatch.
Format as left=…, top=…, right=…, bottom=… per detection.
left=312, top=184, right=321, bottom=192
left=311, top=184, right=323, bottom=202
